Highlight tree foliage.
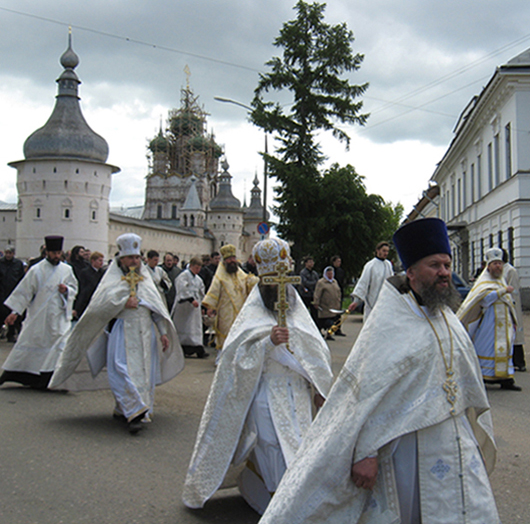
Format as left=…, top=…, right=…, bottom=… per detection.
left=251, top=0, right=368, bottom=168
left=251, top=1, right=402, bottom=278
left=309, top=164, right=403, bottom=276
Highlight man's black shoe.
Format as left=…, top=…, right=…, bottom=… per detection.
left=128, top=411, right=147, bottom=435
left=500, top=382, right=522, bottom=391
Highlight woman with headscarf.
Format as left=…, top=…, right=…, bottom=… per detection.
left=313, top=266, right=342, bottom=340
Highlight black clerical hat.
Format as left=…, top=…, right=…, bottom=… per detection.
left=44, top=235, right=64, bottom=252
left=393, top=218, right=451, bottom=269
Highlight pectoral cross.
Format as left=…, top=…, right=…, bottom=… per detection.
left=261, top=261, right=301, bottom=354
left=442, top=370, right=458, bottom=416
left=122, top=268, right=144, bottom=297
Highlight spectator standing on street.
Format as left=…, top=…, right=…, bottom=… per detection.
left=160, top=252, right=181, bottom=312
left=313, top=266, right=342, bottom=340
left=502, top=249, right=527, bottom=372
left=299, top=256, right=319, bottom=325
left=0, top=246, right=25, bottom=342
left=73, top=251, right=105, bottom=320
left=199, top=251, right=220, bottom=294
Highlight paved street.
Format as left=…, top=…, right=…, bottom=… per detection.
left=1, top=313, right=529, bottom=523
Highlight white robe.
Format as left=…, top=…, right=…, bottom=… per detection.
left=3, top=259, right=77, bottom=374
left=458, top=270, right=516, bottom=379
left=182, top=285, right=333, bottom=514
left=147, top=265, right=172, bottom=308
left=503, top=263, right=524, bottom=345
left=351, top=257, right=393, bottom=318
left=259, top=278, right=499, bottom=524
left=48, top=259, right=184, bottom=403
left=172, top=269, right=205, bottom=347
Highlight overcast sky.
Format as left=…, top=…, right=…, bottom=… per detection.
left=1, top=0, right=530, bottom=217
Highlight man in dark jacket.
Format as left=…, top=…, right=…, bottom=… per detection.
left=299, top=256, right=319, bottom=325
left=0, top=246, right=25, bottom=342
left=74, top=251, right=106, bottom=319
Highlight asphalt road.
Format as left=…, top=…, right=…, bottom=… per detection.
left=1, top=313, right=529, bottom=523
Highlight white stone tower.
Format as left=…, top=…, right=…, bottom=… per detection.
left=207, top=159, right=244, bottom=252
left=8, top=32, right=120, bottom=259
left=243, top=172, right=270, bottom=249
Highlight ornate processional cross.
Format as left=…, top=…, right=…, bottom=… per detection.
left=122, top=268, right=144, bottom=297
left=261, top=261, right=301, bottom=354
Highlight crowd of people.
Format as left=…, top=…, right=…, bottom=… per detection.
left=0, top=218, right=526, bottom=521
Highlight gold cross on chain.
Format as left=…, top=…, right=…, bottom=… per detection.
left=261, top=261, right=301, bottom=354
left=121, top=268, right=144, bottom=297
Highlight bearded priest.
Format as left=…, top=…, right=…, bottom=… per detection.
left=203, top=244, right=258, bottom=360
left=458, top=247, right=520, bottom=391
left=183, top=237, right=333, bottom=515
left=49, top=233, right=184, bottom=435
left=259, top=218, right=499, bottom=524
left=0, top=235, right=77, bottom=389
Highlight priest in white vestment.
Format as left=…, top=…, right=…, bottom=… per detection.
left=259, top=218, right=499, bottom=524
left=348, top=241, right=393, bottom=319
left=0, top=235, right=77, bottom=389
left=458, top=247, right=520, bottom=391
left=183, top=238, right=333, bottom=514
left=49, top=233, right=184, bottom=435
left=172, top=256, right=208, bottom=358
left=146, top=249, right=173, bottom=309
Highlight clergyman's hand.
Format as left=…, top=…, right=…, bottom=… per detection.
left=160, top=334, right=170, bottom=352
left=5, top=312, right=17, bottom=326
left=125, top=296, right=139, bottom=309
left=270, top=325, right=289, bottom=346
left=351, top=456, right=378, bottom=490
left=314, top=393, right=325, bottom=410
left=506, top=285, right=514, bottom=294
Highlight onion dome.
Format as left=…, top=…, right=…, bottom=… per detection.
left=149, top=128, right=169, bottom=153
left=209, top=159, right=241, bottom=210
left=23, top=32, right=109, bottom=163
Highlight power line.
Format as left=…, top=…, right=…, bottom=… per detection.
left=0, top=6, right=262, bottom=74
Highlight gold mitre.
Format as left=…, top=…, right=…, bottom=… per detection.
left=252, top=238, right=292, bottom=276
left=220, top=244, right=237, bottom=260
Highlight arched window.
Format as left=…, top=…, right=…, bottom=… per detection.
left=190, top=215, right=195, bottom=227
left=90, top=200, right=99, bottom=222
left=62, top=198, right=73, bottom=221
left=183, top=215, right=188, bottom=227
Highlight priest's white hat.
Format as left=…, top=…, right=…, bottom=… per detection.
left=252, top=237, right=292, bottom=276
left=116, top=233, right=142, bottom=258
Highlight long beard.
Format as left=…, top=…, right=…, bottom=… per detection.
left=259, top=284, right=296, bottom=312
left=260, top=284, right=278, bottom=312
left=418, top=278, right=462, bottom=313
left=225, top=261, right=238, bottom=274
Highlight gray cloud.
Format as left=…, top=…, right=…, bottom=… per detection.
left=2, top=0, right=530, bottom=209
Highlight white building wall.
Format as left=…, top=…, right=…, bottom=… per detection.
left=109, top=214, right=213, bottom=266
left=431, top=67, right=530, bottom=305
left=12, top=158, right=113, bottom=259
left=0, top=207, right=17, bottom=251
